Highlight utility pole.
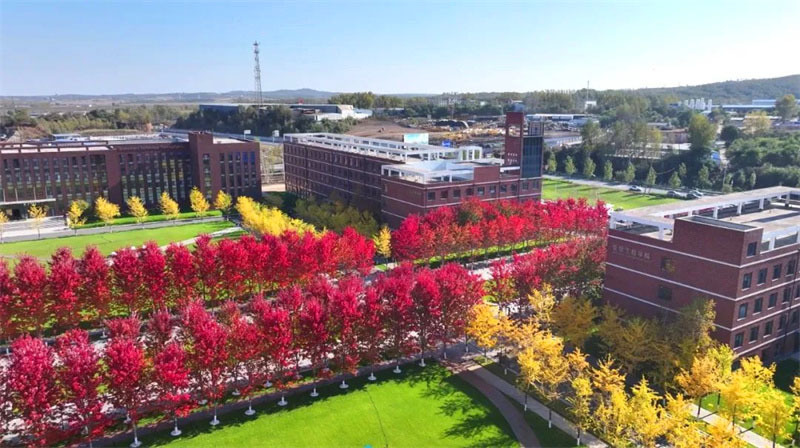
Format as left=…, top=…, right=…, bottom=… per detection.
left=253, top=41, right=263, bottom=106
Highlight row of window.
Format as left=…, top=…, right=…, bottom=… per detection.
left=733, top=311, right=798, bottom=348
left=742, top=259, right=798, bottom=289
left=424, top=182, right=530, bottom=202
left=737, top=286, right=800, bottom=319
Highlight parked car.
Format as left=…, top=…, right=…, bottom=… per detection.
left=628, top=185, right=644, bottom=192
left=688, top=189, right=705, bottom=197
left=667, top=190, right=688, bottom=199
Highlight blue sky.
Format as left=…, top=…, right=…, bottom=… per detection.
left=1, top=0, right=798, bottom=95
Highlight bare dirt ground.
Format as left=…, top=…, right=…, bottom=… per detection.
left=346, top=118, right=448, bottom=141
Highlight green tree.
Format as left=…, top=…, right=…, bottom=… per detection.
left=546, top=153, right=557, bottom=174
left=582, top=156, right=596, bottom=178
left=721, top=173, right=733, bottom=193
left=749, top=171, right=757, bottom=189
left=564, top=156, right=576, bottom=176
left=677, top=162, right=687, bottom=180
left=623, top=161, right=636, bottom=183
left=688, top=114, right=716, bottom=150
left=720, top=125, right=740, bottom=148
left=696, top=166, right=711, bottom=189
left=580, top=120, right=601, bottom=151
left=775, top=94, right=798, bottom=121
left=669, top=171, right=682, bottom=189
left=645, top=166, right=657, bottom=187
left=603, top=160, right=613, bottom=181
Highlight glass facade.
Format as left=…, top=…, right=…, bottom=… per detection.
left=521, top=135, right=543, bottom=178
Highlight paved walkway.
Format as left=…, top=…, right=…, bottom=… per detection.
left=464, top=360, right=607, bottom=448
left=158, top=225, right=242, bottom=250
left=448, top=362, right=541, bottom=448
left=688, top=404, right=783, bottom=448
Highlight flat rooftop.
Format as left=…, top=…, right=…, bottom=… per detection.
left=610, top=187, right=800, bottom=249
left=381, top=158, right=516, bottom=185
left=284, top=132, right=485, bottom=163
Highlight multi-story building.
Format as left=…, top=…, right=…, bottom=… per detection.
left=283, top=112, right=543, bottom=227
left=605, top=187, right=800, bottom=360
left=0, top=132, right=260, bottom=217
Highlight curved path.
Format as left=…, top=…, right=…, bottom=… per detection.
left=447, top=362, right=541, bottom=448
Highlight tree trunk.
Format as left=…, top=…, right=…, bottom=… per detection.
left=548, top=408, right=552, bottom=429
left=131, top=422, right=140, bottom=448
left=697, top=397, right=702, bottom=418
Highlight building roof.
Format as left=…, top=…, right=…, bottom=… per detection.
left=284, top=132, right=483, bottom=162
left=610, top=187, right=800, bottom=247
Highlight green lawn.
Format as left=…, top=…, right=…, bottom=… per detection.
left=79, top=210, right=223, bottom=229
left=145, top=363, right=519, bottom=448
left=0, top=221, right=234, bottom=259
left=543, top=178, right=678, bottom=210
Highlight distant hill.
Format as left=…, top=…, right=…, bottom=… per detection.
left=0, top=88, right=342, bottom=104
left=0, top=88, right=438, bottom=105
left=628, top=75, right=800, bottom=103
left=2, top=75, right=797, bottom=106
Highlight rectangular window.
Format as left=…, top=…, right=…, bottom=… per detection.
left=738, top=303, right=748, bottom=320
left=500, top=184, right=508, bottom=194
left=768, top=293, right=778, bottom=308
left=489, top=186, right=496, bottom=195
left=757, top=268, right=767, bottom=284
left=747, top=242, right=757, bottom=257
left=453, top=189, right=461, bottom=199
left=734, top=333, right=744, bottom=348
left=792, top=311, right=799, bottom=324
left=521, top=182, right=529, bottom=191
left=765, top=320, right=773, bottom=335
left=477, top=187, right=485, bottom=196
left=788, top=260, right=796, bottom=276
left=784, top=288, right=792, bottom=303
left=440, top=190, right=448, bottom=199
left=773, top=264, right=782, bottom=280
left=657, top=285, right=672, bottom=301
left=466, top=188, right=474, bottom=196
left=779, top=315, right=786, bottom=330
left=660, top=257, right=675, bottom=274
left=749, top=326, right=759, bottom=342
left=742, top=273, right=752, bottom=289
left=754, top=297, right=763, bottom=313
left=427, top=192, right=435, bottom=201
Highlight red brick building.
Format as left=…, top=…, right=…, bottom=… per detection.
left=0, top=132, right=260, bottom=217
left=605, top=187, right=800, bottom=360
left=284, top=113, right=544, bottom=227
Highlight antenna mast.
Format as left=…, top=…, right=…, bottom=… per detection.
left=253, top=41, right=263, bottom=106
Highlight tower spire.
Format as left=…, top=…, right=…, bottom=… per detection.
left=253, top=41, right=263, bottom=106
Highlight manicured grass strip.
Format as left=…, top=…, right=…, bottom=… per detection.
left=78, top=210, right=223, bottom=229
left=145, top=363, right=519, bottom=448
left=543, top=178, right=678, bottom=210
left=0, top=221, right=234, bottom=259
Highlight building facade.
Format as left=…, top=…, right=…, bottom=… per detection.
left=605, top=187, right=800, bottom=361
left=0, top=132, right=260, bottom=217
left=284, top=113, right=543, bottom=227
